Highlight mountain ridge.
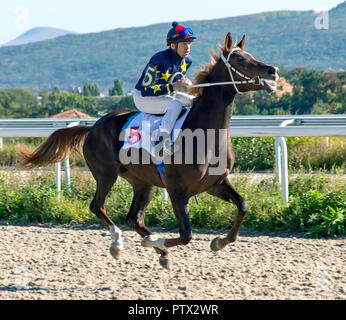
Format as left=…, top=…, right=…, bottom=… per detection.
left=2, top=26, right=75, bottom=47
left=0, top=2, right=345, bottom=92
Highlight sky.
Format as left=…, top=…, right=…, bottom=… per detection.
left=0, top=0, right=344, bottom=45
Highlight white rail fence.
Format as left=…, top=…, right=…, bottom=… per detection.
left=0, top=114, right=345, bottom=202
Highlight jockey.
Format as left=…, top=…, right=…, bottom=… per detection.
left=132, top=21, right=196, bottom=157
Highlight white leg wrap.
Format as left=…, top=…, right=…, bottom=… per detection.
left=141, top=235, right=167, bottom=250
left=110, top=225, right=124, bottom=250
left=152, top=237, right=166, bottom=250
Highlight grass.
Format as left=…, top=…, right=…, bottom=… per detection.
left=287, top=137, right=346, bottom=170
left=0, top=168, right=344, bottom=238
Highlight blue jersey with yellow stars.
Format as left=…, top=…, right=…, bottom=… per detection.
left=135, top=48, right=192, bottom=96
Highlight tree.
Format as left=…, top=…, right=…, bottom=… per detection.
left=83, top=83, right=100, bottom=97
left=0, top=88, right=42, bottom=118
left=109, top=79, right=124, bottom=96
left=234, top=93, right=260, bottom=115
left=46, top=90, right=98, bottom=116
left=288, top=68, right=325, bottom=114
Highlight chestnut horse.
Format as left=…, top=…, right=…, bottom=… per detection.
left=18, top=33, right=279, bottom=268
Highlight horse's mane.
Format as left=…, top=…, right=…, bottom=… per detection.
left=188, top=49, right=219, bottom=99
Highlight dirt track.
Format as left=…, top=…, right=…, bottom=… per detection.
left=0, top=222, right=344, bottom=300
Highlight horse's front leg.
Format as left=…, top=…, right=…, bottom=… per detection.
left=207, top=178, right=249, bottom=251
left=124, top=181, right=170, bottom=265
left=141, top=190, right=191, bottom=268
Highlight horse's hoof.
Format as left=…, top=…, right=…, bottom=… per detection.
left=110, top=245, right=122, bottom=259
left=159, top=255, right=170, bottom=269
left=210, top=237, right=222, bottom=252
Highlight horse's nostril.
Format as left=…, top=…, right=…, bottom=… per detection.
left=268, top=67, right=276, bottom=75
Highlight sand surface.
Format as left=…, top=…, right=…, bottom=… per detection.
left=0, top=222, right=344, bottom=300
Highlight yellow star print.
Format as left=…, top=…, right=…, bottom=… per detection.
left=160, top=69, right=172, bottom=82
left=151, top=84, right=161, bottom=94
left=181, top=60, right=189, bottom=73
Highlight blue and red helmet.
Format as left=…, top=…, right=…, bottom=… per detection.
left=167, top=21, right=196, bottom=46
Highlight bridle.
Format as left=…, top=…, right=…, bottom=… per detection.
left=183, top=47, right=264, bottom=95
left=219, top=48, right=262, bottom=94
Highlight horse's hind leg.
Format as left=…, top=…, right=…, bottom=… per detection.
left=89, top=170, right=124, bottom=259
left=125, top=182, right=170, bottom=267
left=207, top=178, right=249, bottom=251
left=125, top=182, right=154, bottom=237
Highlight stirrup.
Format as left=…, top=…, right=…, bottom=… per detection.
left=161, top=140, right=179, bottom=157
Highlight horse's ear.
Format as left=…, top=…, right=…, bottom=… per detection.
left=225, top=32, right=232, bottom=51
left=237, top=35, right=246, bottom=50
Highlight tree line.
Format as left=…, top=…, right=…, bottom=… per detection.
left=234, top=67, right=345, bottom=115
left=0, top=78, right=131, bottom=118
left=0, top=68, right=344, bottom=119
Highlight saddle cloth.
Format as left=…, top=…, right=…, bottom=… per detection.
left=121, top=106, right=200, bottom=204
left=121, top=107, right=191, bottom=158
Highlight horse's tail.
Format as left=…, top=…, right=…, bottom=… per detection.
left=17, top=126, right=91, bottom=169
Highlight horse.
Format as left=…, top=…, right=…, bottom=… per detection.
left=18, top=32, right=279, bottom=269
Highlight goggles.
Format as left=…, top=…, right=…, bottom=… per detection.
left=178, top=27, right=194, bottom=37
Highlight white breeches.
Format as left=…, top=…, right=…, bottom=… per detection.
left=132, top=89, right=194, bottom=134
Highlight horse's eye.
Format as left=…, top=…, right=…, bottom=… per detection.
left=237, top=56, right=245, bottom=63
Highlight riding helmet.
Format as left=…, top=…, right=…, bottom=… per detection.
left=167, top=21, right=196, bottom=45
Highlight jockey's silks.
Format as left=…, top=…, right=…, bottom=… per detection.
left=135, top=48, right=192, bottom=96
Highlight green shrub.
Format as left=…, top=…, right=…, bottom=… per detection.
left=282, top=190, right=345, bottom=237
left=232, top=137, right=275, bottom=170
left=0, top=180, right=92, bottom=223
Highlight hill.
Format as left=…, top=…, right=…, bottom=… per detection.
left=2, top=27, right=75, bottom=47
left=0, top=2, right=345, bottom=92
